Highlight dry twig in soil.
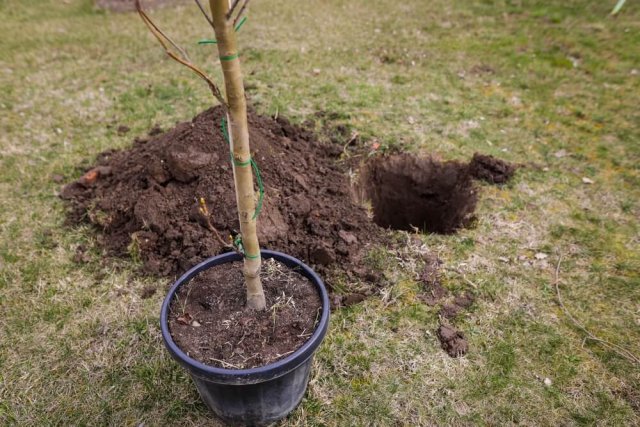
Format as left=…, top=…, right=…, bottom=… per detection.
left=135, top=0, right=227, bottom=108
left=197, top=197, right=240, bottom=254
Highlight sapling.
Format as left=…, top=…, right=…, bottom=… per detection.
left=135, top=0, right=266, bottom=310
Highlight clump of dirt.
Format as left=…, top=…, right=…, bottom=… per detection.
left=469, top=153, right=516, bottom=184
left=416, top=252, right=476, bottom=357
left=169, top=258, right=321, bottom=369
left=437, top=324, right=468, bottom=357
left=61, top=106, right=382, bottom=286
left=440, top=292, right=475, bottom=319
left=359, top=154, right=478, bottom=234
left=140, top=285, right=157, bottom=299
left=96, top=0, right=187, bottom=12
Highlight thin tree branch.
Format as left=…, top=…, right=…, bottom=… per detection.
left=198, top=197, right=241, bottom=255
left=193, top=0, right=215, bottom=28
left=554, top=255, right=640, bottom=366
left=135, top=0, right=228, bottom=109
left=136, top=0, right=191, bottom=61
left=205, top=218, right=234, bottom=250
left=233, top=0, right=251, bottom=27
left=226, top=0, right=242, bottom=20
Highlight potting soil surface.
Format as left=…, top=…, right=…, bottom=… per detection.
left=168, top=258, right=322, bottom=369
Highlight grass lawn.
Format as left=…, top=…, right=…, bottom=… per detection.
left=1, top=0, right=639, bottom=425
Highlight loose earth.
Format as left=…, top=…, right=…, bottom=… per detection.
left=61, top=106, right=383, bottom=294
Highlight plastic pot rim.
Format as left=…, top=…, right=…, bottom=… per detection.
left=160, top=249, right=330, bottom=384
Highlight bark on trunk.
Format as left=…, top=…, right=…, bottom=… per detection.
left=210, top=0, right=265, bottom=310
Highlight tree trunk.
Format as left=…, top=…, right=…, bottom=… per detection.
left=210, top=0, right=265, bottom=310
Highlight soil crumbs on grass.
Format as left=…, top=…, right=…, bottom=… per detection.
left=437, top=324, right=469, bottom=358
left=61, top=106, right=383, bottom=288
left=418, top=252, right=475, bottom=357
left=168, top=258, right=322, bottom=369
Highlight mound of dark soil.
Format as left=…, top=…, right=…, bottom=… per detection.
left=169, top=258, right=321, bottom=369
left=61, top=106, right=382, bottom=287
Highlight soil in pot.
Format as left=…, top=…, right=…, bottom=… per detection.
left=168, top=258, right=322, bottom=369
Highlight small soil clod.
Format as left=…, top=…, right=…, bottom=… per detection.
left=440, top=303, right=462, bottom=319
left=468, top=153, right=516, bottom=184
left=140, top=285, right=157, bottom=299
left=437, top=324, right=468, bottom=357
left=453, top=292, right=475, bottom=309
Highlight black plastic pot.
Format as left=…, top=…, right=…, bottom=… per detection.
left=160, top=250, right=330, bottom=426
